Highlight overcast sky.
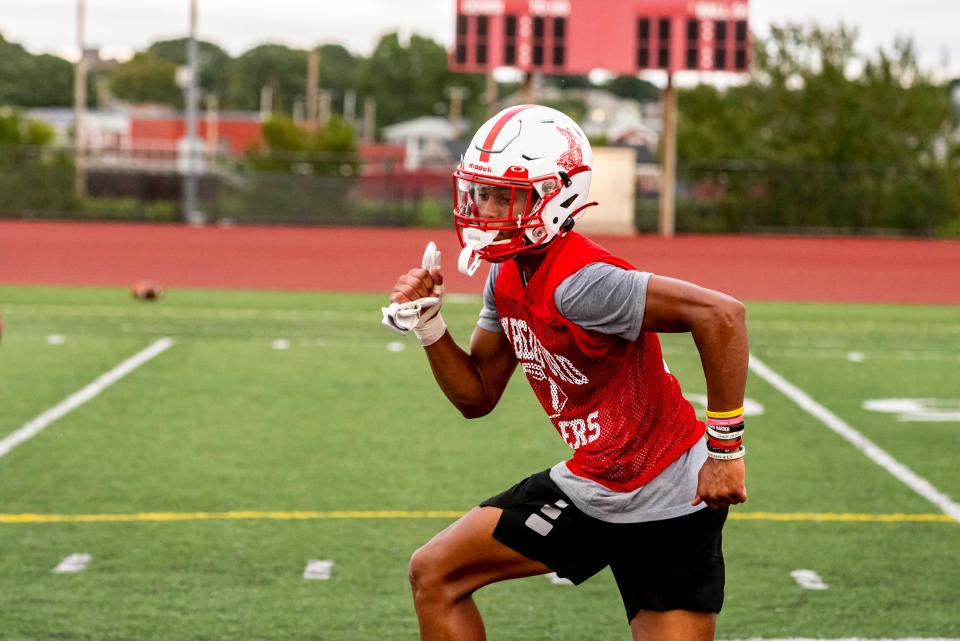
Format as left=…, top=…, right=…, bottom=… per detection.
left=1, top=0, right=957, bottom=79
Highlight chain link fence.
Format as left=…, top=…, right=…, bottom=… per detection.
left=2, top=146, right=958, bottom=236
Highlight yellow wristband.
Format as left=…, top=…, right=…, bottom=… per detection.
left=706, top=406, right=745, bottom=419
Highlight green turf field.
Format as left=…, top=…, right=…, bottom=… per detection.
left=0, top=284, right=958, bottom=640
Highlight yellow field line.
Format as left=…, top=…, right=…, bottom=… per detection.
left=727, top=512, right=955, bottom=523
left=0, top=510, right=465, bottom=524
left=0, top=510, right=954, bottom=525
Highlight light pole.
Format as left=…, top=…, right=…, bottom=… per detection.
left=658, top=72, right=678, bottom=238
left=73, top=0, right=87, bottom=198
left=181, top=0, right=201, bottom=224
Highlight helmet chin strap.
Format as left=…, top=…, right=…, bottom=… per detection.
left=458, top=228, right=499, bottom=276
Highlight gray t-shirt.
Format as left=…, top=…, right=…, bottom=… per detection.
left=479, top=261, right=705, bottom=523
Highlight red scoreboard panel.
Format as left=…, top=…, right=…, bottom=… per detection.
left=451, top=0, right=750, bottom=75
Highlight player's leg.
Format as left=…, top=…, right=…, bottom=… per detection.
left=408, top=505, right=551, bottom=641
left=611, top=506, right=729, bottom=641
left=410, top=469, right=608, bottom=641
left=629, top=609, right=716, bottom=641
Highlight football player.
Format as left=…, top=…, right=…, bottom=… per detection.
left=388, top=104, right=748, bottom=641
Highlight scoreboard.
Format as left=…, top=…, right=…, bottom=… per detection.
left=450, top=0, right=750, bottom=75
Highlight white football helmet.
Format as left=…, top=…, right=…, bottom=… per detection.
left=453, top=104, right=596, bottom=275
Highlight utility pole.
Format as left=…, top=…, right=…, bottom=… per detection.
left=318, top=90, right=332, bottom=127
left=657, top=73, right=678, bottom=238
left=484, top=70, right=497, bottom=117
left=181, top=0, right=202, bottom=224
left=73, top=0, right=87, bottom=197
left=205, top=94, right=218, bottom=152
left=519, top=72, right=534, bottom=104
left=362, top=97, right=376, bottom=145
left=447, top=86, right=467, bottom=135
left=259, top=85, right=273, bottom=121
left=343, top=89, right=357, bottom=126
left=306, top=48, right=319, bottom=130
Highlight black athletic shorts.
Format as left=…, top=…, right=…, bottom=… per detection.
left=480, top=469, right=727, bottom=620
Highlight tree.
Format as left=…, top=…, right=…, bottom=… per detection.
left=0, top=109, right=56, bottom=146
left=0, top=35, right=73, bottom=107
left=316, top=43, right=362, bottom=110
left=675, top=23, right=960, bottom=234
left=146, top=38, right=234, bottom=103
left=356, top=33, right=485, bottom=131
left=605, top=75, right=659, bottom=103
left=224, top=44, right=307, bottom=114
left=679, top=24, right=957, bottom=164
left=109, top=52, right=180, bottom=105
left=248, top=116, right=357, bottom=176
left=543, top=74, right=592, bottom=90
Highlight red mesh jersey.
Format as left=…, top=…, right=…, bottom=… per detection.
left=494, top=232, right=704, bottom=491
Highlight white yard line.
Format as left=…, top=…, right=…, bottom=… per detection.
left=0, top=338, right=174, bottom=459
left=749, top=354, right=960, bottom=523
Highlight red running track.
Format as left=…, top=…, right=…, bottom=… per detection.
left=1, top=221, right=958, bottom=304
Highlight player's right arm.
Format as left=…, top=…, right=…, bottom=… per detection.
left=390, top=267, right=517, bottom=418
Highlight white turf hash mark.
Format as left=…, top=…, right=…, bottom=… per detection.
left=790, top=569, right=828, bottom=590
left=386, top=341, right=406, bottom=353
left=54, top=553, right=92, bottom=574
left=846, top=351, right=865, bottom=362
left=46, top=334, right=65, bottom=345
left=271, top=338, right=290, bottom=350
left=863, top=398, right=960, bottom=423
left=0, top=338, right=175, bottom=460
left=303, top=560, right=334, bottom=580
left=748, top=354, right=960, bottom=523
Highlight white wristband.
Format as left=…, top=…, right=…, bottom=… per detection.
left=707, top=425, right=744, bottom=440
left=414, top=310, right=447, bottom=347
left=706, top=445, right=746, bottom=460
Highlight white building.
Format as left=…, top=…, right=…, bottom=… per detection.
left=382, top=116, right=465, bottom=171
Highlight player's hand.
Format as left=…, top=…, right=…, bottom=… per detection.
left=692, top=457, right=747, bottom=509
left=390, top=266, right=443, bottom=305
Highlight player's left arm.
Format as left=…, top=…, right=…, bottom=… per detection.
left=642, top=275, right=749, bottom=510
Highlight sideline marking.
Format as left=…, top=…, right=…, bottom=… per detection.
left=53, top=553, right=92, bottom=574
left=303, top=559, right=334, bottom=580
left=749, top=354, right=960, bottom=523
left=0, top=338, right=175, bottom=459
left=790, top=569, right=828, bottom=590
left=0, top=510, right=953, bottom=525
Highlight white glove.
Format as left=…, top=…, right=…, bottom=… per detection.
left=381, top=242, right=447, bottom=346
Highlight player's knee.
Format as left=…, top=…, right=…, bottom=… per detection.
left=408, top=545, right=450, bottom=603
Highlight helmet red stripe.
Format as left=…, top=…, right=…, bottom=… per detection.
left=478, top=104, right=535, bottom=163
